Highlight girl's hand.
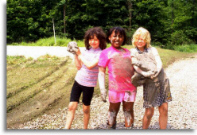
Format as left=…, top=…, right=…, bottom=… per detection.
left=67, top=41, right=79, bottom=55
left=100, top=88, right=107, bottom=102
left=142, top=70, right=155, bottom=77
left=151, top=71, right=160, bottom=79
left=75, top=48, right=81, bottom=56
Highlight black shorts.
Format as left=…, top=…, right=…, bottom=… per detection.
left=70, top=81, right=94, bottom=106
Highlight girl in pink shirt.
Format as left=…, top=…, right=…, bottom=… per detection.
left=65, top=27, right=106, bottom=129
left=98, top=27, right=136, bottom=129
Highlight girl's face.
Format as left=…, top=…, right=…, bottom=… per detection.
left=89, top=35, right=100, bottom=49
left=134, top=35, right=146, bottom=50
left=109, top=31, right=124, bottom=49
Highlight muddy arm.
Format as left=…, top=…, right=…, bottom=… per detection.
left=131, top=57, right=141, bottom=67
left=98, top=67, right=107, bottom=102
left=151, top=48, right=162, bottom=78
left=133, top=65, right=155, bottom=77
left=132, top=57, right=154, bottom=71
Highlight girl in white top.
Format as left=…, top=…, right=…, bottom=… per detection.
left=65, top=27, right=106, bottom=129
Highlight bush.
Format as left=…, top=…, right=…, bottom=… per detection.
left=173, top=44, right=197, bottom=52
left=168, top=30, right=194, bottom=45
left=8, top=36, right=86, bottom=47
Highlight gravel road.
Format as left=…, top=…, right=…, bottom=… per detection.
left=7, top=46, right=197, bottom=130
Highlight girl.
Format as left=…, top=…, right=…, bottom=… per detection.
left=65, top=27, right=106, bottom=129
left=130, top=27, right=172, bottom=129
left=98, top=27, right=136, bottom=129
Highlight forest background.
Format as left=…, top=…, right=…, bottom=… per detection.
left=7, top=0, right=197, bottom=50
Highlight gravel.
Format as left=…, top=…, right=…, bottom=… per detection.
left=7, top=46, right=197, bottom=129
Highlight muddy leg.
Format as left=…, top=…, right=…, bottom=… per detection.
left=65, top=102, right=78, bottom=129
left=123, top=101, right=134, bottom=127
left=107, top=102, right=121, bottom=129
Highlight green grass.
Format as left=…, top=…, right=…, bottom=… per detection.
left=172, top=44, right=197, bottom=53
left=7, top=56, right=32, bottom=65
left=10, top=36, right=85, bottom=47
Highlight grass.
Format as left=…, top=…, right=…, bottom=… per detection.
left=172, top=44, right=197, bottom=53
left=10, top=36, right=85, bottom=47
left=7, top=55, right=66, bottom=98
left=6, top=55, right=78, bottom=128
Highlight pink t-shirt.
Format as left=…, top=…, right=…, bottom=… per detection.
left=75, top=47, right=102, bottom=87
left=98, top=46, right=136, bottom=92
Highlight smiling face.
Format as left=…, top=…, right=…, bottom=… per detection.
left=109, top=31, right=124, bottom=49
left=89, top=35, right=100, bottom=49
left=134, top=35, right=146, bottom=51
left=132, top=27, right=151, bottom=51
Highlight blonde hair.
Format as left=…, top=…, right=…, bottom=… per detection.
left=132, top=27, right=151, bottom=48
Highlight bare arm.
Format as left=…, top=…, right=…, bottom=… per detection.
left=76, top=49, right=99, bottom=69
left=98, top=66, right=107, bottom=102
left=78, top=54, right=99, bottom=69
left=74, top=55, right=82, bottom=70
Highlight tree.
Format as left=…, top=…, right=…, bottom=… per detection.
left=7, top=0, right=197, bottom=46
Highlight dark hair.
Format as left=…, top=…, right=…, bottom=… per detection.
left=84, top=27, right=107, bottom=50
left=107, top=26, right=127, bottom=45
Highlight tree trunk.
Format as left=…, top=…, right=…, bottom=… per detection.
left=52, top=18, right=56, bottom=45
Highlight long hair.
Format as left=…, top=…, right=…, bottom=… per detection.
left=84, top=27, right=107, bottom=50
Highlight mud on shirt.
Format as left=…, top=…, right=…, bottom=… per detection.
left=98, top=46, right=136, bottom=92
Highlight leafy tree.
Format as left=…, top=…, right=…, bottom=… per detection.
left=7, top=0, right=197, bottom=47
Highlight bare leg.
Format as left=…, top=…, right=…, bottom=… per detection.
left=108, top=102, right=121, bottom=129
left=158, top=102, right=168, bottom=129
left=83, top=104, right=90, bottom=129
left=123, top=101, right=134, bottom=127
left=142, top=107, right=154, bottom=129
left=65, top=102, right=78, bottom=129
